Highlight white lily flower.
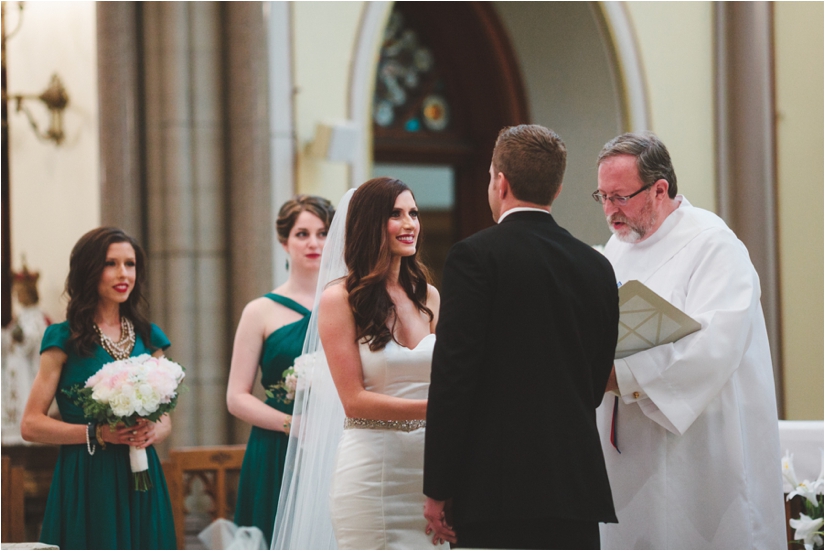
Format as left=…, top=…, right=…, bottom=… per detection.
left=784, top=450, right=800, bottom=490
left=815, top=449, right=825, bottom=496
left=789, top=513, right=824, bottom=550
left=789, top=480, right=821, bottom=507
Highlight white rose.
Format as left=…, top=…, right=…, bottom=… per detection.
left=91, top=386, right=113, bottom=404
left=285, top=374, right=298, bottom=392
left=110, top=393, right=135, bottom=417
left=136, top=385, right=161, bottom=415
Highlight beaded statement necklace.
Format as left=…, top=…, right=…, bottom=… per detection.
left=94, top=316, right=136, bottom=360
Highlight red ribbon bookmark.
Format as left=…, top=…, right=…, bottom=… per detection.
left=610, top=396, right=621, bottom=453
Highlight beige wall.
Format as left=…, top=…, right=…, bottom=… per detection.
left=6, top=2, right=100, bottom=322
left=292, top=1, right=365, bottom=205
left=493, top=2, right=622, bottom=248
left=624, top=2, right=716, bottom=211
left=774, top=3, right=824, bottom=420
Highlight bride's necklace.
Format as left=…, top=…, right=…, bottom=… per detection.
left=94, top=316, right=136, bottom=360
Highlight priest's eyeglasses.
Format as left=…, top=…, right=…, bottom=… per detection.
left=591, top=182, right=653, bottom=206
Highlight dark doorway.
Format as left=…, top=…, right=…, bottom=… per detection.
left=371, top=2, right=528, bottom=287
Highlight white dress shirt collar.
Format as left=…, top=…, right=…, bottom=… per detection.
left=497, top=206, right=551, bottom=224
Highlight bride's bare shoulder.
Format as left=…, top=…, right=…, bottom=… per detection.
left=319, top=281, right=356, bottom=334
left=426, top=284, right=440, bottom=304
left=320, top=281, right=348, bottom=309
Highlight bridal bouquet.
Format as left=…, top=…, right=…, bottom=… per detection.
left=265, top=353, right=316, bottom=405
left=64, top=354, right=185, bottom=491
left=783, top=450, right=824, bottom=549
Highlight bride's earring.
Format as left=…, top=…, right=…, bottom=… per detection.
left=285, top=259, right=290, bottom=270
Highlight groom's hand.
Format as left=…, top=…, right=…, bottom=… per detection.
left=424, top=497, right=457, bottom=545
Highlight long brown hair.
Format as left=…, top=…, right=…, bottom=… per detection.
left=65, top=227, right=152, bottom=357
left=345, top=178, right=432, bottom=351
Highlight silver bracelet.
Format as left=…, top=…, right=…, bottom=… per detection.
left=85, top=423, right=96, bottom=456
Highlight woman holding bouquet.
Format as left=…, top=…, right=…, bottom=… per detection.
left=21, top=227, right=176, bottom=549
left=226, top=194, right=334, bottom=545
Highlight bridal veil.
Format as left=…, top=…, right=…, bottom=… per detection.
left=271, top=189, right=354, bottom=550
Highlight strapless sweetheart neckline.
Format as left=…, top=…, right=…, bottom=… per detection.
left=393, top=332, right=436, bottom=351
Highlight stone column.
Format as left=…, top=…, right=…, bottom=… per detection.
left=97, top=1, right=272, bottom=446
left=190, top=3, right=229, bottom=446
left=224, top=1, right=274, bottom=443
left=142, top=1, right=229, bottom=446
left=97, top=2, right=143, bottom=239
left=715, top=2, right=782, bottom=411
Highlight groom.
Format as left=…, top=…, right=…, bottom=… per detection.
left=424, top=125, right=619, bottom=549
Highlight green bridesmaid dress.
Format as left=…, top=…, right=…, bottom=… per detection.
left=39, top=321, right=176, bottom=550
left=234, top=293, right=310, bottom=546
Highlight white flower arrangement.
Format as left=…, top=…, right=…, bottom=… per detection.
left=784, top=450, right=824, bottom=550
left=64, top=354, right=185, bottom=491
left=265, top=353, right=316, bottom=405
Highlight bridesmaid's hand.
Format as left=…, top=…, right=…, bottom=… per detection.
left=101, top=417, right=170, bottom=448
left=102, top=419, right=151, bottom=446
left=138, top=415, right=172, bottom=448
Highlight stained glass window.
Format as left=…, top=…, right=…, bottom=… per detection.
left=373, top=10, right=450, bottom=133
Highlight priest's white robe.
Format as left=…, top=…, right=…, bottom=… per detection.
left=597, top=196, right=786, bottom=549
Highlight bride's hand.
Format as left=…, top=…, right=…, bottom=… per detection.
left=424, top=497, right=457, bottom=545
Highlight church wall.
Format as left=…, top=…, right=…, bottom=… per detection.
left=292, top=1, right=365, bottom=205
left=624, top=2, right=716, bottom=212
left=6, top=2, right=100, bottom=322
left=492, top=2, right=621, bottom=248
left=774, top=2, right=824, bottom=421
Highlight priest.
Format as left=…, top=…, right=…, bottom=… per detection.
left=593, top=132, right=786, bottom=549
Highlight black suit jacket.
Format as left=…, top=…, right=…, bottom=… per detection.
left=424, top=211, right=619, bottom=525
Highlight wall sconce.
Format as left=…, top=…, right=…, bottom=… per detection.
left=8, top=73, right=70, bottom=146
left=307, top=121, right=360, bottom=163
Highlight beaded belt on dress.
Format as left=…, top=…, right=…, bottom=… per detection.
left=344, top=417, right=426, bottom=432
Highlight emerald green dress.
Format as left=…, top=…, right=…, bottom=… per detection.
left=39, top=321, right=176, bottom=550
left=234, top=293, right=310, bottom=546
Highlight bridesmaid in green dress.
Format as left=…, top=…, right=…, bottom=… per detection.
left=21, top=227, right=176, bottom=549
left=227, top=195, right=335, bottom=545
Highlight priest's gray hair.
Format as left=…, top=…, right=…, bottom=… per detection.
left=598, top=132, right=678, bottom=199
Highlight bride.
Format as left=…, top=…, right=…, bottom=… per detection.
left=272, top=178, right=451, bottom=550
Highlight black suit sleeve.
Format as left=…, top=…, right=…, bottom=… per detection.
left=592, top=280, right=620, bottom=404
left=424, top=240, right=490, bottom=501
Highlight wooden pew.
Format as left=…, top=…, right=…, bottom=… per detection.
left=162, top=445, right=246, bottom=550
left=1, top=456, right=26, bottom=543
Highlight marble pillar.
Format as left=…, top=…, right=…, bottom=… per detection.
left=715, top=2, right=782, bottom=410
left=97, top=3, right=143, bottom=238
left=224, top=1, right=274, bottom=443
left=96, top=1, right=275, bottom=446
left=142, top=2, right=229, bottom=446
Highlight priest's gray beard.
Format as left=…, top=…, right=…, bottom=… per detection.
left=607, top=195, right=658, bottom=243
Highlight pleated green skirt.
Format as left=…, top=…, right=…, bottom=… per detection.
left=234, top=424, right=289, bottom=546
left=40, top=443, right=176, bottom=550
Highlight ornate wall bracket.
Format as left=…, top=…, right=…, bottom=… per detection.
left=6, top=73, right=70, bottom=145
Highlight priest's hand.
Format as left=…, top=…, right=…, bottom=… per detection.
left=605, top=365, right=618, bottom=393
left=424, top=496, right=457, bottom=545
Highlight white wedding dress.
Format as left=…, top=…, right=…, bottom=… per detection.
left=329, top=333, right=447, bottom=550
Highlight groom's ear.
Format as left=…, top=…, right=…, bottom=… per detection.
left=498, top=173, right=511, bottom=200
